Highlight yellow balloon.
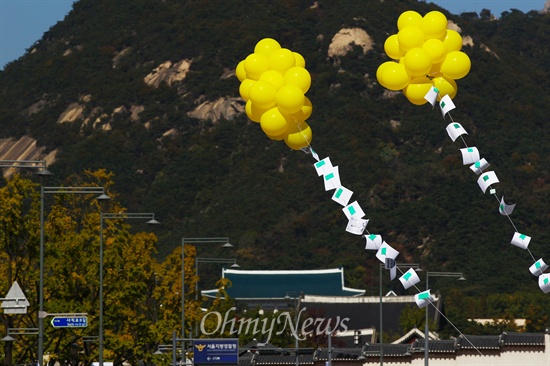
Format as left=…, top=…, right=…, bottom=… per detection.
left=433, top=75, right=457, bottom=99
left=443, top=30, right=463, bottom=52
left=260, top=107, right=289, bottom=137
left=254, top=38, right=281, bottom=57
left=289, top=96, right=313, bottom=121
left=245, top=100, right=270, bottom=123
left=276, top=84, right=304, bottom=114
left=403, top=76, right=432, bottom=105
left=283, top=67, right=311, bottom=93
left=384, top=34, right=403, bottom=60
left=236, top=60, right=247, bottom=82
left=244, top=53, right=269, bottom=80
left=267, top=132, right=288, bottom=141
left=421, top=11, right=448, bottom=39
left=398, top=26, right=425, bottom=52
left=404, top=47, right=432, bottom=77
left=422, top=38, right=447, bottom=64
left=239, top=79, right=255, bottom=101
left=377, top=61, right=410, bottom=91
left=259, top=70, right=284, bottom=90
left=301, top=96, right=313, bottom=120
left=285, top=121, right=312, bottom=150
left=397, top=10, right=422, bottom=30
left=293, top=52, right=306, bottom=68
left=441, top=51, right=471, bottom=79
left=427, top=62, right=443, bottom=78
left=269, top=48, right=296, bottom=74
left=249, top=80, right=277, bottom=109
left=376, top=61, right=390, bottom=82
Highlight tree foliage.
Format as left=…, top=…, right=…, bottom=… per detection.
left=1, top=0, right=550, bottom=361
left=0, top=171, right=196, bottom=365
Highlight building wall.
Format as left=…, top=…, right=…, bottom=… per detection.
left=312, top=334, right=550, bottom=366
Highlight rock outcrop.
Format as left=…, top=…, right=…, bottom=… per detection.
left=0, top=136, right=57, bottom=177
left=187, top=97, right=244, bottom=122
left=144, top=59, right=192, bottom=88
left=328, top=27, right=373, bottom=61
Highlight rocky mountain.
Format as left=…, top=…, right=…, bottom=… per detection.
left=0, top=0, right=549, bottom=295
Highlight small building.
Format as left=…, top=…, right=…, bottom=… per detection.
left=299, top=294, right=442, bottom=347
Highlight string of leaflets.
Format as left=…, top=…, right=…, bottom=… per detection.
left=309, top=83, right=545, bottom=298
left=373, top=8, right=546, bottom=294
left=428, top=92, right=549, bottom=292
left=236, top=10, right=542, bottom=352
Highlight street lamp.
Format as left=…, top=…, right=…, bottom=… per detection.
left=39, top=186, right=109, bottom=366
left=180, top=237, right=233, bottom=341
left=424, top=271, right=466, bottom=366
left=99, top=213, right=159, bottom=366
left=0, top=159, right=52, bottom=366
left=0, top=159, right=53, bottom=176
left=379, top=263, right=421, bottom=366
left=284, top=292, right=300, bottom=366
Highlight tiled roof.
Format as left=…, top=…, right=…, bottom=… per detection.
left=500, top=332, right=545, bottom=346
left=456, top=335, right=502, bottom=350
left=360, top=344, right=411, bottom=357
left=454, top=333, right=546, bottom=350
left=234, top=332, right=547, bottom=366
left=255, top=353, right=314, bottom=365
left=414, top=339, right=457, bottom=353
left=314, top=348, right=362, bottom=360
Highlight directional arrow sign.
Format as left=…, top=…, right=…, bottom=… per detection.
left=51, top=316, right=88, bottom=328
left=194, top=339, right=238, bottom=364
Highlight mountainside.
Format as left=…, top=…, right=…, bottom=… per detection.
left=0, top=0, right=549, bottom=295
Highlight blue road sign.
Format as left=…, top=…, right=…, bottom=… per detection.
left=51, top=316, right=88, bottom=328
left=193, top=339, right=239, bottom=364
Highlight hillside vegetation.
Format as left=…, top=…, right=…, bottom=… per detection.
left=1, top=0, right=549, bottom=299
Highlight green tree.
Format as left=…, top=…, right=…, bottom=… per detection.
left=399, top=304, right=428, bottom=334
left=154, top=243, right=199, bottom=341
left=0, top=174, right=41, bottom=365
left=0, top=169, right=167, bottom=365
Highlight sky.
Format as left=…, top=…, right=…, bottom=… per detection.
left=0, top=0, right=547, bottom=70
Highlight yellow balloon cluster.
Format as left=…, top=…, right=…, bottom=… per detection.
left=377, top=10, right=471, bottom=105
left=236, top=38, right=313, bottom=150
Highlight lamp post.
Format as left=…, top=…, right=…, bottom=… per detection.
left=284, top=292, right=300, bottom=366
left=327, top=325, right=332, bottom=366
left=2, top=334, right=15, bottom=366
left=424, top=271, right=465, bottom=366
left=39, top=186, right=109, bottom=366
left=180, top=238, right=232, bottom=341
left=0, top=159, right=52, bottom=366
left=379, top=263, right=421, bottom=366
left=99, top=213, right=159, bottom=366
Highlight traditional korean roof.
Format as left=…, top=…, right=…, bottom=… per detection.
left=233, top=331, right=548, bottom=366
left=499, top=332, right=545, bottom=346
